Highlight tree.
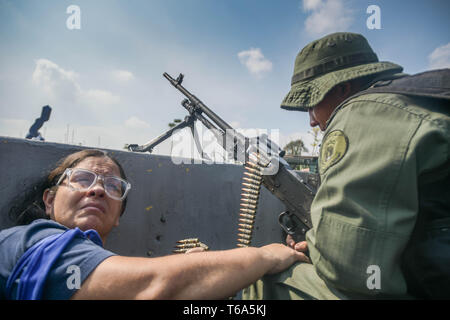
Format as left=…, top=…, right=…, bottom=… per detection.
left=168, top=119, right=182, bottom=128
left=284, top=139, right=309, bottom=156
left=309, top=127, right=323, bottom=156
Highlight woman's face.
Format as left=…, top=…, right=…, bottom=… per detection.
left=43, top=156, right=123, bottom=243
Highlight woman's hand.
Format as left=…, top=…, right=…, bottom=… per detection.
left=286, top=235, right=311, bottom=264
left=260, top=243, right=310, bottom=274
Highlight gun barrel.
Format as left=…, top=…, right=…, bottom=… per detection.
left=163, top=72, right=234, bottom=132
left=164, top=72, right=252, bottom=159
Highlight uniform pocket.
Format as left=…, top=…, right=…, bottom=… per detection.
left=312, top=212, right=406, bottom=295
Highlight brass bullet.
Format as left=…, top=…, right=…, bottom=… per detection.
left=239, top=218, right=254, bottom=225
left=243, top=171, right=262, bottom=180
left=241, top=192, right=259, bottom=200
left=239, top=202, right=252, bottom=208
left=245, top=161, right=260, bottom=170
left=239, top=213, right=256, bottom=219
left=244, top=166, right=261, bottom=175
left=238, top=225, right=253, bottom=232
left=238, top=233, right=252, bottom=239
left=240, top=208, right=256, bottom=215
left=240, top=203, right=257, bottom=210
left=242, top=188, right=259, bottom=195
left=177, top=238, right=199, bottom=244
left=242, top=183, right=260, bottom=190
left=175, top=243, right=200, bottom=249
left=241, top=198, right=258, bottom=205
left=242, top=177, right=261, bottom=185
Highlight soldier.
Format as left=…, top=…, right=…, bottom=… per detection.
left=243, top=32, right=450, bottom=299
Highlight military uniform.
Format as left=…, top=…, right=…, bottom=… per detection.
left=243, top=33, right=450, bottom=299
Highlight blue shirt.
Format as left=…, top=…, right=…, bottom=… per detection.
left=0, top=219, right=116, bottom=299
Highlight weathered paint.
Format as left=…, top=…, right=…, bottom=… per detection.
left=0, top=137, right=285, bottom=257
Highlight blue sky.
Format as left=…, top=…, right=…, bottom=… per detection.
left=0, top=0, right=449, bottom=157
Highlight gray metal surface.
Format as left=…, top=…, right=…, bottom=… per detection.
left=0, top=136, right=286, bottom=257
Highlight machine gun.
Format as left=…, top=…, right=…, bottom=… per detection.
left=128, top=73, right=316, bottom=244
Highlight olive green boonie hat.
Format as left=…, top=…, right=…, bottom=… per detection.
left=281, top=32, right=403, bottom=111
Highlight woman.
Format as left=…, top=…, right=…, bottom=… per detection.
left=1, top=149, right=309, bottom=300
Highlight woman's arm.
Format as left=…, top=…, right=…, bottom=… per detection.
left=72, top=243, right=308, bottom=299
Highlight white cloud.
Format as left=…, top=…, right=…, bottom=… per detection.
left=303, top=0, right=322, bottom=11
left=83, top=89, right=120, bottom=105
left=31, top=58, right=120, bottom=107
left=32, top=58, right=81, bottom=102
left=124, top=116, right=150, bottom=129
left=428, top=43, right=450, bottom=70
left=111, top=69, right=134, bottom=82
left=237, top=48, right=273, bottom=77
left=302, top=0, right=354, bottom=37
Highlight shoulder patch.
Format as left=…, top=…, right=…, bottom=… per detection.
left=319, top=130, right=349, bottom=173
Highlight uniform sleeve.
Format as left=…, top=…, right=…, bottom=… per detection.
left=306, top=93, right=449, bottom=296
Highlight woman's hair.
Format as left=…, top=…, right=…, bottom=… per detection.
left=8, top=149, right=128, bottom=225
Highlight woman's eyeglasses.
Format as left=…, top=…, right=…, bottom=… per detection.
left=56, top=168, right=131, bottom=201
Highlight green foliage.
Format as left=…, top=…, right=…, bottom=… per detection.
left=284, top=139, right=309, bottom=156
